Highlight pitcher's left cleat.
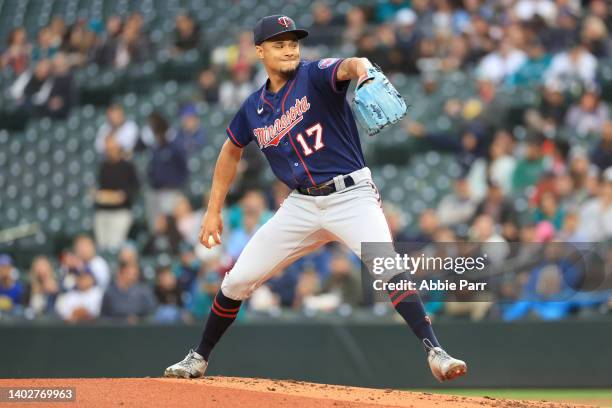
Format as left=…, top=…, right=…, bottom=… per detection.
left=164, top=349, right=208, bottom=378
left=424, top=340, right=467, bottom=382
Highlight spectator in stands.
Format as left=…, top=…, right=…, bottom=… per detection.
left=468, top=129, right=517, bottom=198
left=22, top=256, right=59, bottom=318
left=118, top=243, right=139, bottom=268
left=512, top=133, right=547, bottom=194
left=506, top=39, right=552, bottom=87
left=320, top=251, right=361, bottom=307
left=227, top=189, right=271, bottom=231
left=553, top=170, right=578, bottom=210
left=533, top=191, right=565, bottom=231
left=95, top=104, right=140, bottom=155
left=393, top=9, right=421, bottom=73
left=31, top=26, right=59, bottom=62
left=211, top=30, right=257, bottom=73
left=581, top=15, right=610, bottom=58
left=145, top=111, right=188, bottom=229
left=591, top=121, right=612, bottom=171
left=94, top=136, right=140, bottom=251
left=49, top=16, right=67, bottom=48
left=197, top=69, right=219, bottom=104
left=490, top=129, right=517, bottom=194
left=55, top=269, right=103, bottom=323
left=374, top=23, right=404, bottom=73
left=470, top=214, right=509, bottom=264
left=173, top=196, right=202, bottom=246
left=188, top=257, right=222, bottom=319
left=587, top=0, right=610, bottom=24
left=565, top=89, right=609, bottom=137
left=473, top=180, right=518, bottom=226
left=293, top=266, right=321, bottom=310
left=219, top=64, right=255, bottom=112
left=101, top=262, right=156, bottom=323
left=476, top=40, right=527, bottom=84
left=249, top=284, right=281, bottom=312
left=94, top=15, right=123, bottom=66
left=62, top=20, right=97, bottom=67
left=1, top=27, right=31, bottom=74
left=544, top=40, right=598, bottom=91
left=305, top=2, right=341, bottom=47
left=226, top=193, right=266, bottom=260
left=556, top=211, right=588, bottom=242
left=468, top=79, right=506, bottom=131
left=407, top=209, right=440, bottom=245
left=9, top=59, right=53, bottom=115
left=568, top=146, right=599, bottom=205
left=524, top=81, right=567, bottom=137
left=410, top=0, right=435, bottom=38
left=49, top=19, right=65, bottom=48
left=375, top=0, right=410, bottom=23
left=342, top=6, right=368, bottom=46
left=44, top=52, right=75, bottom=119
left=71, top=234, right=111, bottom=290
left=437, top=177, right=477, bottom=228
left=504, top=242, right=580, bottom=321
left=144, top=214, right=182, bottom=256
left=172, top=13, right=200, bottom=54
left=577, top=167, right=612, bottom=241
left=0, top=255, right=23, bottom=315
left=113, top=12, right=151, bottom=68
left=153, top=266, right=184, bottom=323
left=356, top=29, right=398, bottom=74
left=173, top=242, right=200, bottom=293
left=174, top=104, right=206, bottom=151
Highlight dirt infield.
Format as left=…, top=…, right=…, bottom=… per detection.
left=0, top=378, right=592, bottom=408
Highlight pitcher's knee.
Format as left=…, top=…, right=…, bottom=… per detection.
left=220, top=274, right=257, bottom=301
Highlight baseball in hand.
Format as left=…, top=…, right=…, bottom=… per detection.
left=207, top=234, right=220, bottom=247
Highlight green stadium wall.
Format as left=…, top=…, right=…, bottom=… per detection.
left=1, top=320, right=611, bottom=388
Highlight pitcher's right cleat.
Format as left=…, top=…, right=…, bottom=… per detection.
left=424, top=340, right=467, bottom=382
left=164, top=349, right=208, bottom=378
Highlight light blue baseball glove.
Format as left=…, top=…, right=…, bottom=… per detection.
left=352, top=66, right=408, bottom=136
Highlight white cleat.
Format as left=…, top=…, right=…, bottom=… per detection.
left=164, top=349, right=208, bottom=378
left=424, top=340, right=467, bottom=382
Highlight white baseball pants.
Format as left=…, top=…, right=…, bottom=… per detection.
left=221, top=167, right=395, bottom=300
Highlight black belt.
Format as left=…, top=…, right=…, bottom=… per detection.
left=297, top=175, right=355, bottom=196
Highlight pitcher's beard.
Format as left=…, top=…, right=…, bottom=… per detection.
left=279, top=66, right=298, bottom=80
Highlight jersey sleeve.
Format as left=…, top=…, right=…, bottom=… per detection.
left=308, top=58, right=351, bottom=96
left=226, top=106, right=251, bottom=148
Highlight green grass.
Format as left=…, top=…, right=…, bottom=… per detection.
left=416, top=389, right=612, bottom=407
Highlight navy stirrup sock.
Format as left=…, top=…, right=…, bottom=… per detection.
left=387, top=273, right=440, bottom=351
left=195, top=289, right=242, bottom=361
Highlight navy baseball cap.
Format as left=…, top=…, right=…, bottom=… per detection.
left=253, top=15, right=308, bottom=45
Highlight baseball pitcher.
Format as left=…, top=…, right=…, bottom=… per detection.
left=164, top=15, right=467, bottom=382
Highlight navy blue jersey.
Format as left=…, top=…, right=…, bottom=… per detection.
left=226, top=58, right=366, bottom=189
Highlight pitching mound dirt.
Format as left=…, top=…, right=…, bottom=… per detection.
left=0, top=377, right=591, bottom=407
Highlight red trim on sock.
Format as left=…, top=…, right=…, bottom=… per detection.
left=389, top=290, right=399, bottom=299
left=214, top=298, right=241, bottom=313
left=392, top=290, right=417, bottom=306
left=211, top=304, right=238, bottom=319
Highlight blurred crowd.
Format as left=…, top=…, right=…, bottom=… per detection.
left=1, top=0, right=612, bottom=323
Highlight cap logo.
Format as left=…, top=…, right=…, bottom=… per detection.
left=278, top=16, right=293, bottom=28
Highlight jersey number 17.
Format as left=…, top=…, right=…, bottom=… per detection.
left=295, top=123, right=324, bottom=156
